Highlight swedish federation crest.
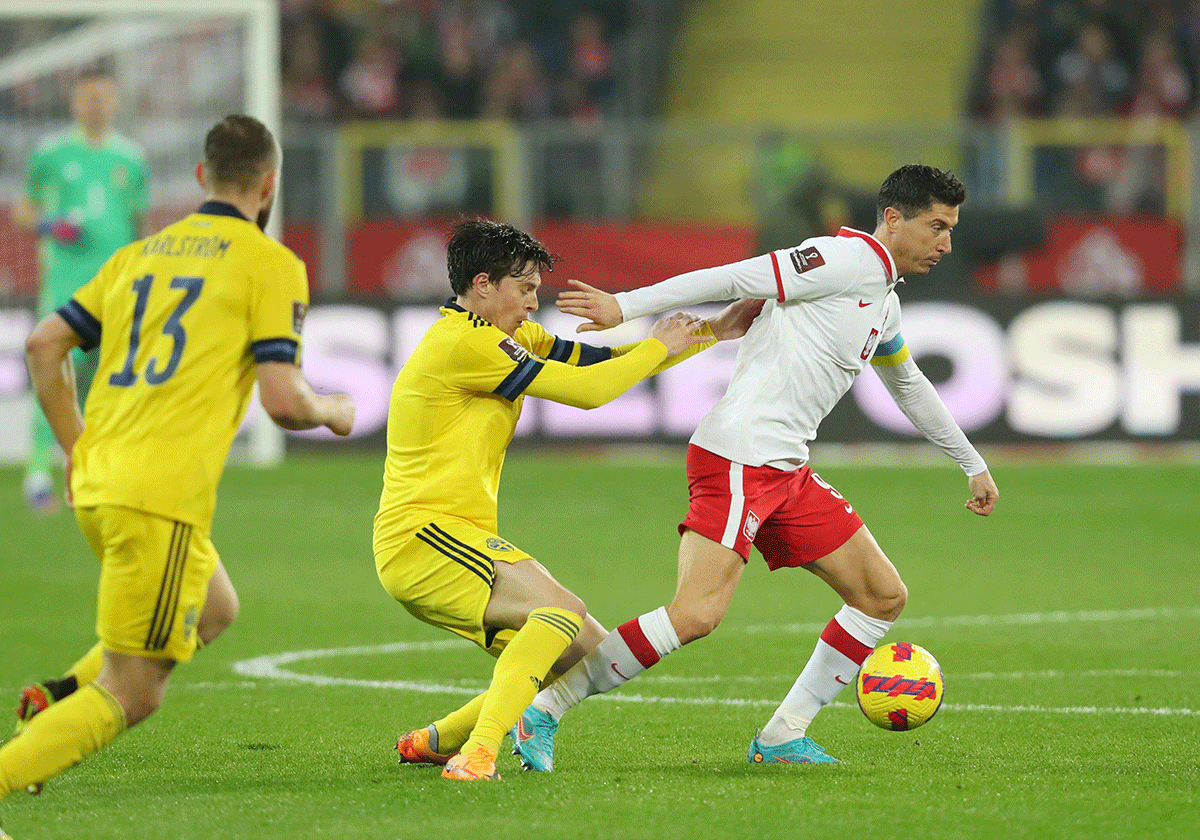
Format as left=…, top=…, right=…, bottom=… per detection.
left=486, top=537, right=515, bottom=552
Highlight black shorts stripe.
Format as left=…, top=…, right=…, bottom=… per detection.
left=416, top=531, right=493, bottom=586
left=162, top=524, right=193, bottom=650
left=146, top=523, right=190, bottom=652
left=426, top=529, right=496, bottom=586
left=145, top=523, right=182, bottom=650
left=426, top=523, right=501, bottom=569
left=531, top=611, right=581, bottom=640
left=152, top=523, right=190, bottom=652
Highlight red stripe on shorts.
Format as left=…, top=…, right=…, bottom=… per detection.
left=618, top=618, right=661, bottom=669
left=819, top=618, right=873, bottom=664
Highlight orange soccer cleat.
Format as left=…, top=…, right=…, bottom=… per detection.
left=440, top=745, right=500, bottom=781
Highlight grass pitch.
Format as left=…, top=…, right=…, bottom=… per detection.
left=1, top=450, right=1198, bottom=839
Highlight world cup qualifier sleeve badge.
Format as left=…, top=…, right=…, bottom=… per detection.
left=293, top=301, right=308, bottom=335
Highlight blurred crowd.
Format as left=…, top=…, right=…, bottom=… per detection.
left=281, top=0, right=627, bottom=124
left=967, top=0, right=1200, bottom=211
left=968, top=0, right=1196, bottom=121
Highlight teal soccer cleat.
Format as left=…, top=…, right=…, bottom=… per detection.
left=748, top=729, right=840, bottom=764
left=509, top=706, right=558, bottom=772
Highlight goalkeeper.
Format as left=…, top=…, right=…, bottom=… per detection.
left=11, top=67, right=149, bottom=513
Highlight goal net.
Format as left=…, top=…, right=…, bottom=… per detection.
left=0, top=0, right=283, bottom=466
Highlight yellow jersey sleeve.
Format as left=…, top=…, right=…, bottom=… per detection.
left=249, top=248, right=308, bottom=365
left=515, top=319, right=617, bottom=366
left=453, top=325, right=552, bottom=401
left=609, top=322, right=716, bottom=377
left=523, top=339, right=670, bottom=408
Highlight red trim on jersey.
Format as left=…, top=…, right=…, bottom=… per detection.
left=819, top=617, right=874, bottom=664
left=769, top=250, right=786, bottom=302
left=618, top=618, right=661, bottom=669
left=837, top=227, right=894, bottom=283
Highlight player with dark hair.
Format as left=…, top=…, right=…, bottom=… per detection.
left=0, top=115, right=354, bottom=814
left=378, top=217, right=762, bottom=781
left=12, top=67, right=150, bottom=513
left=510, top=164, right=998, bottom=770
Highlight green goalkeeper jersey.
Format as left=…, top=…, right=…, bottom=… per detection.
left=26, top=126, right=149, bottom=311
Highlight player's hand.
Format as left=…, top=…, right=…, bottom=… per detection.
left=707, top=298, right=765, bottom=340
left=965, top=469, right=998, bottom=516
left=37, top=217, right=81, bottom=245
left=324, top=394, right=356, bottom=437
left=556, top=279, right=623, bottom=332
left=651, top=312, right=709, bottom=356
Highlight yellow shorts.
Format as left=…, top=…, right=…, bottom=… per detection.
left=76, top=505, right=219, bottom=663
left=375, top=518, right=532, bottom=650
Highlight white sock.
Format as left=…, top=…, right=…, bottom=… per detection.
left=533, top=606, right=681, bottom=720
left=758, top=605, right=892, bottom=745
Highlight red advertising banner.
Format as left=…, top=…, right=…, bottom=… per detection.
left=0, top=210, right=323, bottom=298
left=975, top=215, right=1182, bottom=295
left=346, top=219, right=756, bottom=297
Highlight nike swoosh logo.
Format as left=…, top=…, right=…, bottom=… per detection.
left=834, top=675, right=850, bottom=685
left=611, top=662, right=631, bottom=680
left=858, top=300, right=870, bottom=307
left=516, top=720, right=533, bottom=742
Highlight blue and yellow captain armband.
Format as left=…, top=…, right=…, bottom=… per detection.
left=870, top=334, right=911, bottom=367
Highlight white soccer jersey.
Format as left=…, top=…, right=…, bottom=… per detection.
left=614, top=227, right=986, bottom=474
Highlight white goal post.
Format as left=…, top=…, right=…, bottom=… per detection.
left=0, top=0, right=285, bottom=466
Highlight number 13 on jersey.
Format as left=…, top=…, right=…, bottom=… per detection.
left=110, top=274, right=204, bottom=387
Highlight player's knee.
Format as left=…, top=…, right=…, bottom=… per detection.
left=541, top=589, right=586, bottom=623
left=865, top=581, right=907, bottom=622
left=107, top=683, right=166, bottom=727
left=667, top=604, right=722, bottom=644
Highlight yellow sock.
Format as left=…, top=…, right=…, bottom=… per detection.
left=67, top=642, right=104, bottom=686
left=431, top=667, right=562, bottom=752
left=432, top=692, right=487, bottom=754
left=0, top=683, right=126, bottom=799
left=461, top=607, right=581, bottom=755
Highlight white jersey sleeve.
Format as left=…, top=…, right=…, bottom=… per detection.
left=613, top=238, right=858, bottom=322
left=869, top=297, right=988, bottom=476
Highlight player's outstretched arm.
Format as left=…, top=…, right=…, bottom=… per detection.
left=966, top=469, right=999, bottom=516
left=256, top=361, right=355, bottom=436
left=523, top=313, right=707, bottom=409
left=556, top=279, right=624, bottom=333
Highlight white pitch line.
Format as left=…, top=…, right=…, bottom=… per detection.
left=640, top=668, right=1185, bottom=684
left=229, top=637, right=1200, bottom=717
left=744, top=605, right=1200, bottom=635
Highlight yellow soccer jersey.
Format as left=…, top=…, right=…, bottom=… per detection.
left=372, top=302, right=713, bottom=554
left=58, top=201, right=308, bottom=529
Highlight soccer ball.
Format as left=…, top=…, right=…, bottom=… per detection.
left=856, top=642, right=945, bottom=731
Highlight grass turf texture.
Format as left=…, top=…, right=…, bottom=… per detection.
left=1, top=451, right=1197, bottom=839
